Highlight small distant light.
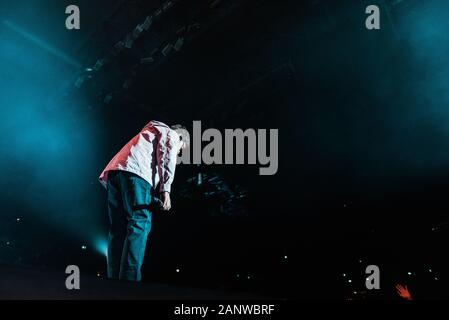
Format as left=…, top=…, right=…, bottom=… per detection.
left=343, top=204, right=347, bottom=208
left=429, top=269, right=433, bottom=273
left=6, top=241, right=10, bottom=245
left=353, top=291, right=357, bottom=295
left=343, top=273, right=346, bottom=277
left=96, top=272, right=101, bottom=277
left=348, top=279, right=352, bottom=283
left=86, top=67, right=93, bottom=72
left=358, top=259, right=362, bottom=263
left=16, top=218, right=21, bottom=222
left=407, top=272, right=412, bottom=276
left=284, top=255, right=288, bottom=260
left=81, top=245, right=87, bottom=250
left=247, top=275, right=251, bottom=280
left=366, top=277, right=369, bottom=281
left=435, top=277, right=439, bottom=281
left=176, top=268, right=180, bottom=273
left=236, top=273, right=240, bottom=278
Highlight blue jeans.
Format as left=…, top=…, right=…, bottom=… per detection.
left=106, top=170, right=153, bottom=281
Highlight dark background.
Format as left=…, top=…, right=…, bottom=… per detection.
left=1, top=0, right=449, bottom=299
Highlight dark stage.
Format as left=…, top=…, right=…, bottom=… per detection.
left=1, top=0, right=449, bottom=304
left=0, top=265, right=268, bottom=300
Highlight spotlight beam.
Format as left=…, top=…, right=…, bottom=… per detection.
left=2, top=20, right=81, bottom=69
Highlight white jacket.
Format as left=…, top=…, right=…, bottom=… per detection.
left=99, top=121, right=180, bottom=193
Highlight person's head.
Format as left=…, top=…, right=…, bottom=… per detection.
left=171, top=124, right=190, bottom=152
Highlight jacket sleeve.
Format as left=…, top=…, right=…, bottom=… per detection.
left=156, top=128, right=179, bottom=193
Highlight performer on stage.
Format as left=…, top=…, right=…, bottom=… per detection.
left=99, top=120, right=188, bottom=281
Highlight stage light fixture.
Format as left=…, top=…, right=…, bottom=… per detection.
left=132, top=24, right=144, bottom=39
left=113, top=41, right=125, bottom=53
left=163, top=1, right=174, bottom=11
left=124, top=34, right=134, bottom=49
left=141, top=16, right=153, bottom=30
left=162, top=44, right=173, bottom=56
left=174, top=37, right=184, bottom=51
left=140, top=57, right=154, bottom=64
left=93, top=59, right=105, bottom=71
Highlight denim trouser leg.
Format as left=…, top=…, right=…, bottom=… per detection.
left=107, top=198, right=127, bottom=279
left=119, top=207, right=152, bottom=281
left=106, top=171, right=153, bottom=282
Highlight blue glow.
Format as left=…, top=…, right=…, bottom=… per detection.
left=2, top=20, right=81, bottom=68
left=0, top=13, right=105, bottom=251
left=94, top=238, right=108, bottom=257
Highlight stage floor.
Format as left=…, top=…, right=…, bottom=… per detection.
left=0, top=265, right=267, bottom=300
